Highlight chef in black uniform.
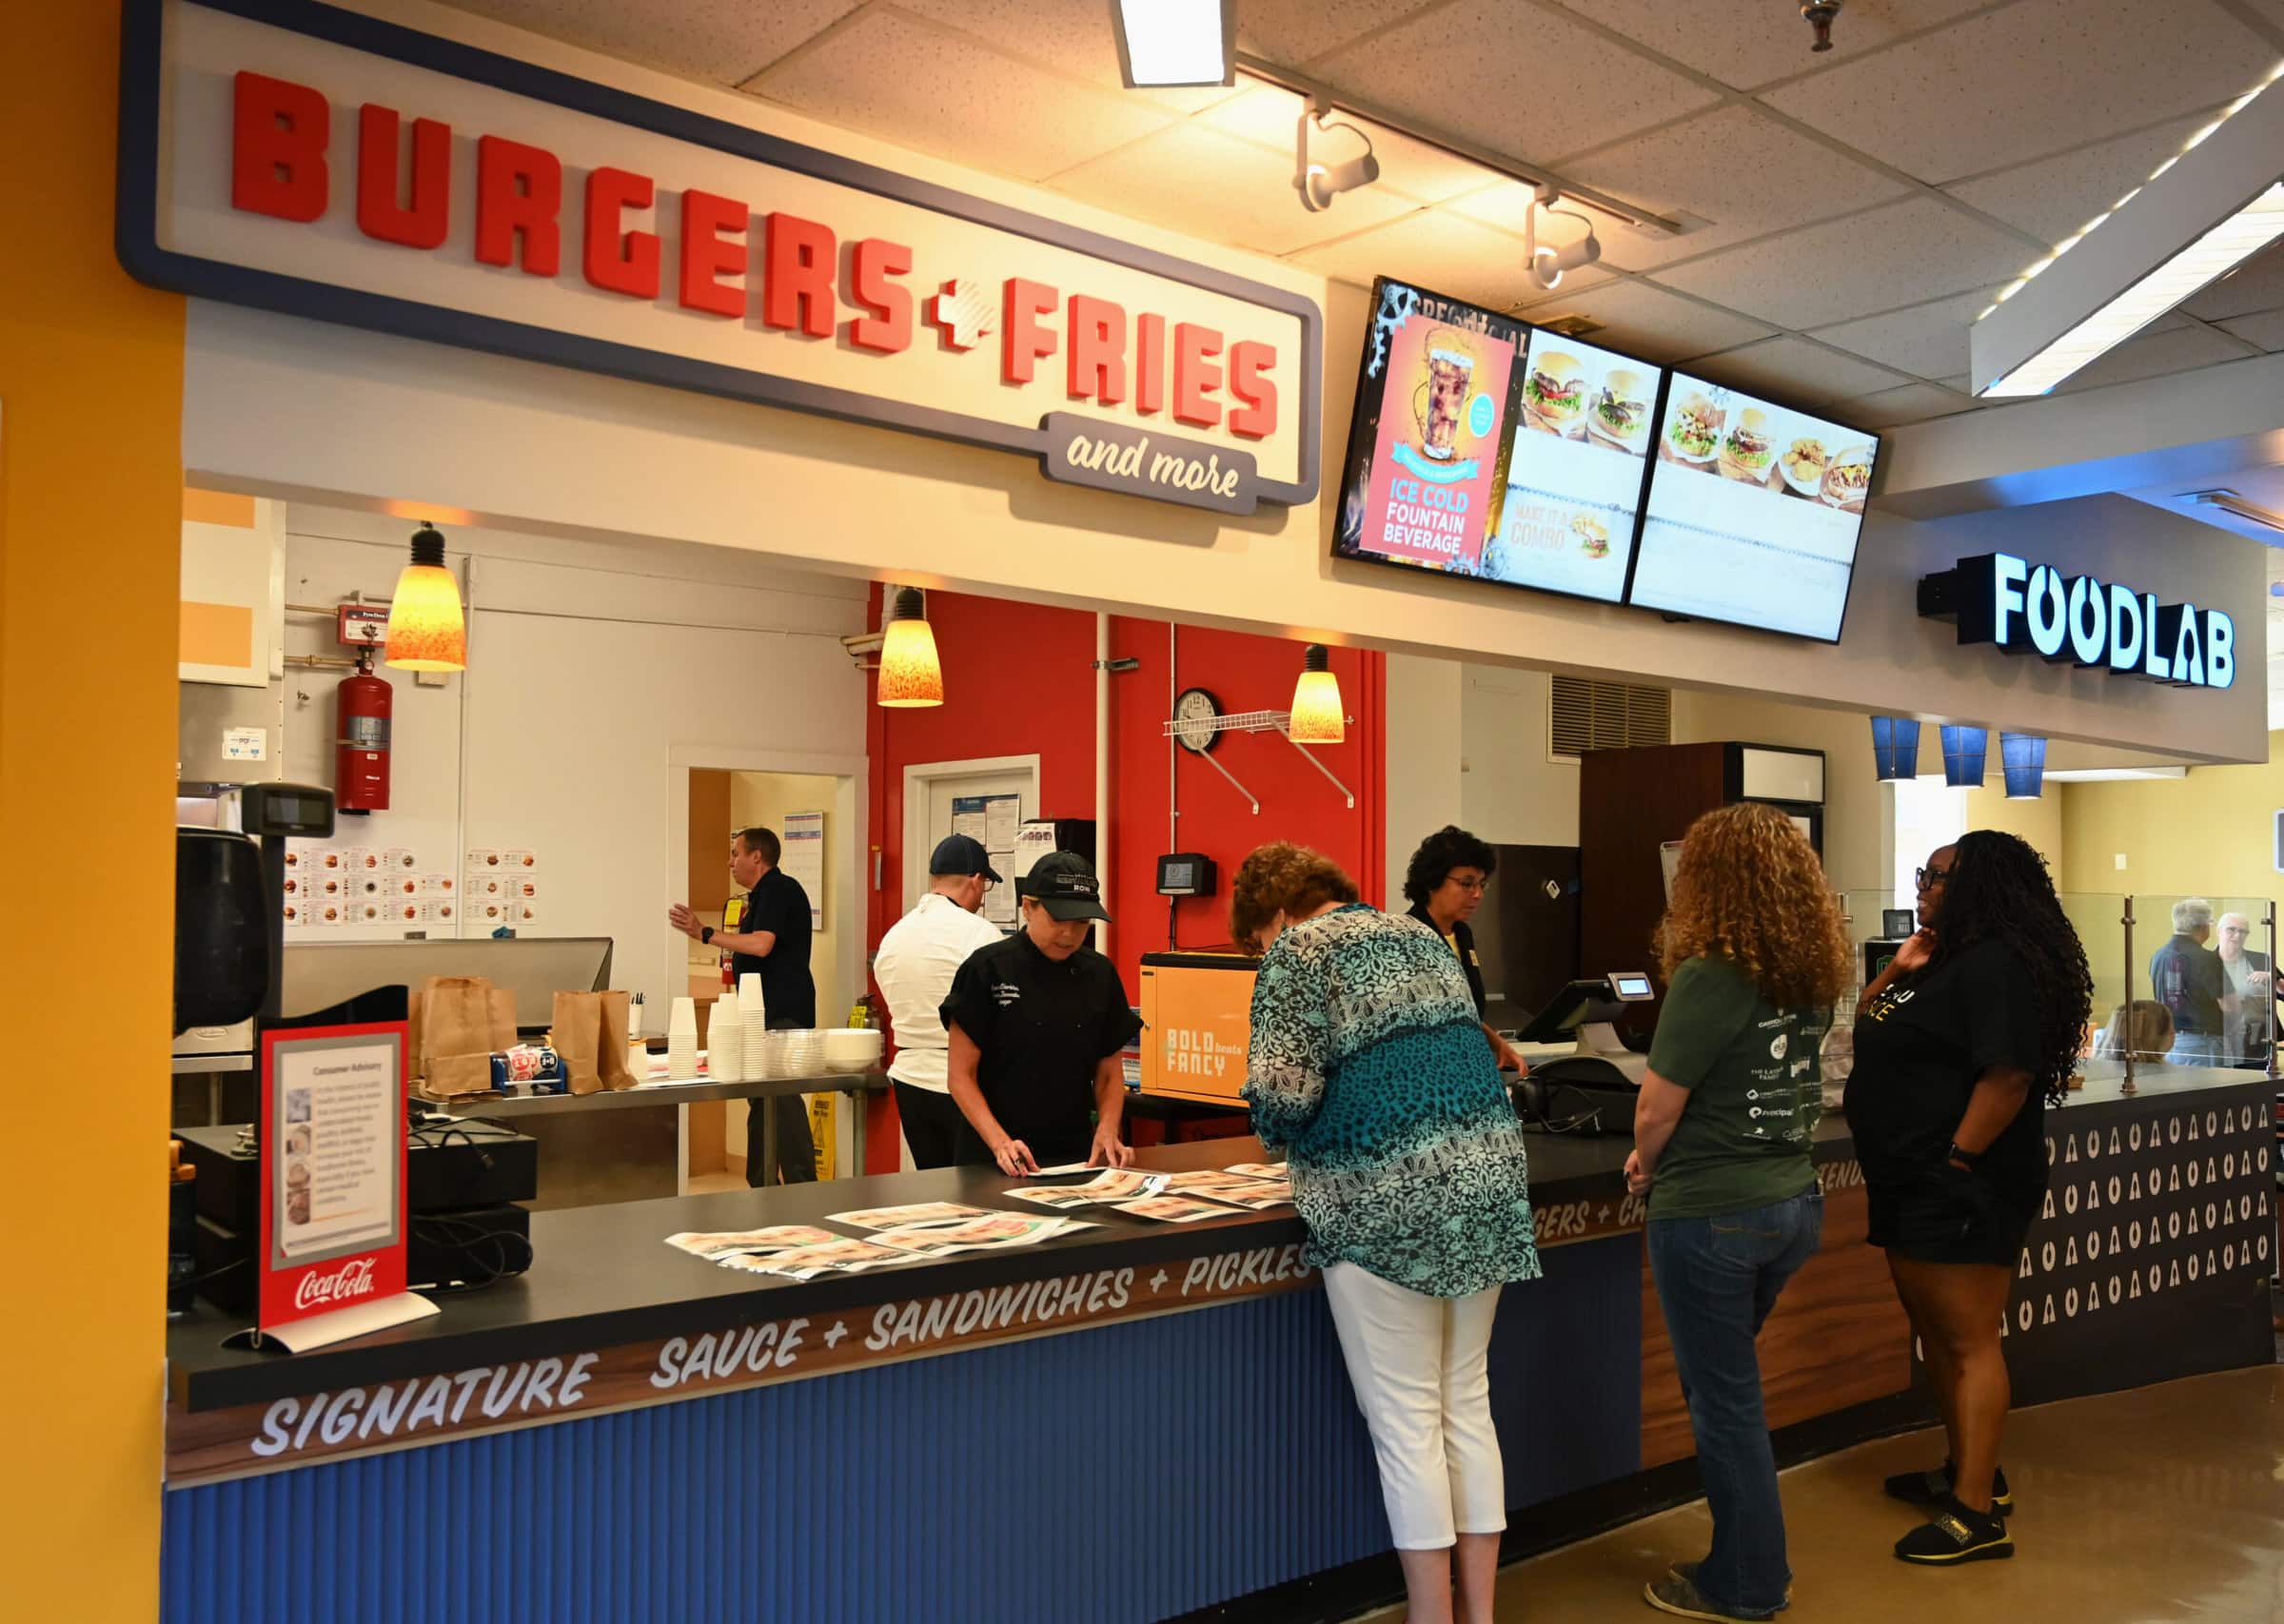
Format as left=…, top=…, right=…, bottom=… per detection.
left=941, top=851, right=1140, bottom=1175
left=1402, top=825, right=1525, bottom=1072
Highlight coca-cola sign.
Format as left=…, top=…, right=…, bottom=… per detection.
left=293, top=1256, right=380, bottom=1312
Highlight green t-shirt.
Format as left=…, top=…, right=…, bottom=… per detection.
left=1644, top=955, right=1825, bottom=1221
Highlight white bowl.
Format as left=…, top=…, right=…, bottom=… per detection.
left=822, top=1028, right=884, bottom=1073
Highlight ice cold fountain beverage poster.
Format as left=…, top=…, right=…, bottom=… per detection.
left=1349, top=282, right=1520, bottom=572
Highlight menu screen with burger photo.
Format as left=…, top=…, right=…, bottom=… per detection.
left=1628, top=376, right=1880, bottom=641
left=1482, top=331, right=1664, bottom=603
left=1333, top=279, right=1524, bottom=577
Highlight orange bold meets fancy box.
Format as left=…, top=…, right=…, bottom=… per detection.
left=1138, top=952, right=1258, bottom=1105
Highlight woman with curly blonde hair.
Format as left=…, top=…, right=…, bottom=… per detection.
left=1626, top=803, right=1849, bottom=1624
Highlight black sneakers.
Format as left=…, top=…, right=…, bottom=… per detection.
left=1881, top=1459, right=2013, bottom=1515
left=1893, top=1494, right=2015, bottom=1564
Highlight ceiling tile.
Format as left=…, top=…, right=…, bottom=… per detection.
left=1940, top=373, right=1973, bottom=393
left=889, top=0, right=1237, bottom=110
left=2051, top=323, right=2258, bottom=393
left=1688, top=334, right=1911, bottom=407
left=1542, top=106, right=1913, bottom=270
left=1289, top=210, right=1613, bottom=312
left=1810, top=287, right=1998, bottom=381
left=2217, top=308, right=2284, bottom=351
left=1543, top=0, right=1993, bottom=92
left=1759, top=0, right=2278, bottom=183
left=1053, top=123, right=1416, bottom=255
left=1236, top=0, right=1443, bottom=68
left=750, top=10, right=1176, bottom=183
left=1309, top=0, right=1720, bottom=171
left=1444, top=182, right=1644, bottom=272
left=1652, top=197, right=2033, bottom=328
left=1201, top=85, right=1493, bottom=203
left=1829, top=381, right=1979, bottom=429
left=442, top=0, right=858, bottom=82
left=1944, top=111, right=2215, bottom=245
left=2184, top=240, right=2284, bottom=323
left=1492, top=278, right=1775, bottom=362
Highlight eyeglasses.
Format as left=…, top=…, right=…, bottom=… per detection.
left=1915, top=865, right=1952, bottom=890
left=1446, top=873, right=1489, bottom=893
left=2221, top=926, right=2250, bottom=935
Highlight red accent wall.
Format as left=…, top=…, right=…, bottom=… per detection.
left=858, top=587, right=1387, bottom=1166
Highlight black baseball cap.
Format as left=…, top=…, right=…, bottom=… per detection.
left=1019, top=851, right=1112, bottom=922
left=928, top=833, right=1001, bottom=883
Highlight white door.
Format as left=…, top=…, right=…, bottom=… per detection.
left=904, top=756, right=1038, bottom=910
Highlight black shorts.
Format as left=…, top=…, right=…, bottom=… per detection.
left=1867, top=1164, right=2036, bottom=1267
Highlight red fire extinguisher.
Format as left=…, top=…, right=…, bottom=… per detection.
left=335, top=655, right=392, bottom=813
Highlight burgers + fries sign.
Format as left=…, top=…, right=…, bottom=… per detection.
left=116, top=0, right=1322, bottom=516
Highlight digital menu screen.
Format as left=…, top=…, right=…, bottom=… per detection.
left=1626, top=376, right=1880, bottom=642
left=1332, top=279, right=1524, bottom=577
left=1483, top=331, right=1663, bottom=602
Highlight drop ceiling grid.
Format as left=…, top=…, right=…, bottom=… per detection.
left=427, top=0, right=2283, bottom=424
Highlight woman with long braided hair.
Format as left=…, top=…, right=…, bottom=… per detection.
left=1846, top=830, right=2091, bottom=1566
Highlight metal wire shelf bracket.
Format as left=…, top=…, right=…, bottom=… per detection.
left=1158, top=711, right=1356, bottom=810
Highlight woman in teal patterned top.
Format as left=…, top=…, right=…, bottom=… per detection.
left=1233, top=843, right=1538, bottom=1624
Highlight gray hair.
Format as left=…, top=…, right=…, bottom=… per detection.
left=2172, top=897, right=2214, bottom=932
left=2217, top=911, right=2252, bottom=932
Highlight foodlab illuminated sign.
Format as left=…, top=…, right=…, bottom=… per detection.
left=1920, top=553, right=2235, bottom=689
left=116, top=0, right=1321, bottom=516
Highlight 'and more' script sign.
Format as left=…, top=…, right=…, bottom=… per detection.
left=118, top=0, right=1321, bottom=515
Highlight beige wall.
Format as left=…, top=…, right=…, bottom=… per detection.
left=1459, top=666, right=1582, bottom=850
left=2060, top=741, right=2284, bottom=904
left=1964, top=783, right=2063, bottom=866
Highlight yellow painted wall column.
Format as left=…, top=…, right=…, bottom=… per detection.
left=0, top=9, right=185, bottom=1617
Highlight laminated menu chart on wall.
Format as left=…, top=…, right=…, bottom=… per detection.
left=1011, top=820, right=1058, bottom=886
left=950, top=794, right=1019, bottom=848
left=781, top=811, right=826, bottom=929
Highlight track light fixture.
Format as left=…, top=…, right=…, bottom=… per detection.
left=1295, top=104, right=1380, bottom=213
left=1524, top=185, right=1601, bottom=291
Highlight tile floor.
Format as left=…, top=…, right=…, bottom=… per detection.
left=1366, top=1364, right=2284, bottom=1622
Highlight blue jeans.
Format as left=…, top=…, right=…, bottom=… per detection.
left=1647, top=1193, right=1823, bottom=1617
left=2166, top=1031, right=2224, bottom=1067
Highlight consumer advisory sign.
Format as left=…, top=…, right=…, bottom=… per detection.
left=116, top=0, right=1321, bottom=515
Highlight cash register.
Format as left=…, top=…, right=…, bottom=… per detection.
left=1513, top=971, right=1657, bottom=1136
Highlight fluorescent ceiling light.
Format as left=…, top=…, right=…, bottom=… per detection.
left=1112, top=0, right=1233, bottom=88
left=1972, top=65, right=2284, bottom=397
left=2186, top=488, right=2284, bottom=536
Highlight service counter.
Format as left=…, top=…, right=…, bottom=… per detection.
left=160, top=1069, right=2274, bottom=1624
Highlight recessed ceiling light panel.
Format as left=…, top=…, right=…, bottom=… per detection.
left=1112, top=0, right=1234, bottom=88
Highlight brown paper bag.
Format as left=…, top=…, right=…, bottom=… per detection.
left=406, top=989, right=427, bottom=1081
left=424, top=1052, right=493, bottom=1098
left=487, top=988, right=518, bottom=1051
left=553, top=989, right=604, bottom=1095
left=422, top=976, right=495, bottom=1068
left=598, top=990, right=638, bottom=1090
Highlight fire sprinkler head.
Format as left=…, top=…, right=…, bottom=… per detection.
left=1802, top=0, right=1842, bottom=52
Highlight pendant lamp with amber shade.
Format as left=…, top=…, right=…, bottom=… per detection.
left=383, top=524, right=466, bottom=672
left=876, top=586, right=944, bottom=708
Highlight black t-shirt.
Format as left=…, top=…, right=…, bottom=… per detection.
left=1844, top=938, right=2046, bottom=1208
left=1407, top=903, right=1487, bottom=1021
left=733, top=867, right=816, bottom=1028
left=2148, top=934, right=2223, bottom=1036
left=939, top=931, right=1140, bottom=1163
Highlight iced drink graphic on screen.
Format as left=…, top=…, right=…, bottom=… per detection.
left=1414, top=333, right=1474, bottom=462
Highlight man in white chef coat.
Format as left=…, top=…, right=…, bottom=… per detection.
left=872, top=834, right=1004, bottom=1167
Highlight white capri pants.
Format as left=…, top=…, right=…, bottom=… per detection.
left=1321, top=1262, right=1506, bottom=1550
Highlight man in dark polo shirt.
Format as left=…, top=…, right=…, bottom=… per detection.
left=669, top=827, right=817, bottom=1183
left=941, top=852, right=1140, bottom=1175
left=2149, top=896, right=2225, bottom=1067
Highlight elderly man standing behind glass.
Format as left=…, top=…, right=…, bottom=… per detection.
left=2214, top=911, right=2273, bottom=1066
left=2149, top=898, right=2226, bottom=1067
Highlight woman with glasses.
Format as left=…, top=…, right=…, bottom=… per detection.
left=1847, top=833, right=2091, bottom=1567
left=1404, top=826, right=1525, bottom=1072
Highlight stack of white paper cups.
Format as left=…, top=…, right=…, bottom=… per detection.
left=739, top=974, right=769, bottom=1079
left=666, top=996, right=700, bottom=1081
left=707, top=998, right=745, bottom=1083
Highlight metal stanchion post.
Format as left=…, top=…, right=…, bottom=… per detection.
left=2121, top=895, right=2136, bottom=1096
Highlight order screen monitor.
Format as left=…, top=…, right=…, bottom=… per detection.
left=1516, top=974, right=1652, bottom=1045
left=1626, top=375, right=1880, bottom=642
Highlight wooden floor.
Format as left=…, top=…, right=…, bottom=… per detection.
left=1388, top=1364, right=2284, bottom=1623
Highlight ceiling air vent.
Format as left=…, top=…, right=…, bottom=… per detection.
left=1537, top=313, right=1605, bottom=338
left=1549, top=675, right=1669, bottom=760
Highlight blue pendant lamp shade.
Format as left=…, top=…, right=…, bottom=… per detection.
left=2000, top=733, right=2048, bottom=799
left=1939, top=725, right=1988, bottom=787
left=1870, top=716, right=1920, bottom=780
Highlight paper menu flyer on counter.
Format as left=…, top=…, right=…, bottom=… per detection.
left=1002, top=1184, right=1098, bottom=1211
left=1162, top=1169, right=1276, bottom=1195
left=1197, top=1181, right=1293, bottom=1210
left=824, top=1202, right=995, bottom=1232
left=720, top=1238, right=912, bottom=1278
left=1072, top=1170, right=1169, bottom=1203
left=1024, top=1162, right=1106, bottom=1179
left=1222, top=1164, right=1288, bottom=1180
left=1113, top=1196, right=1235, bottom=1224
left=873, top=1215, right=1090, bottom=1252
left=665, top=1225, right=841, bottom=1262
